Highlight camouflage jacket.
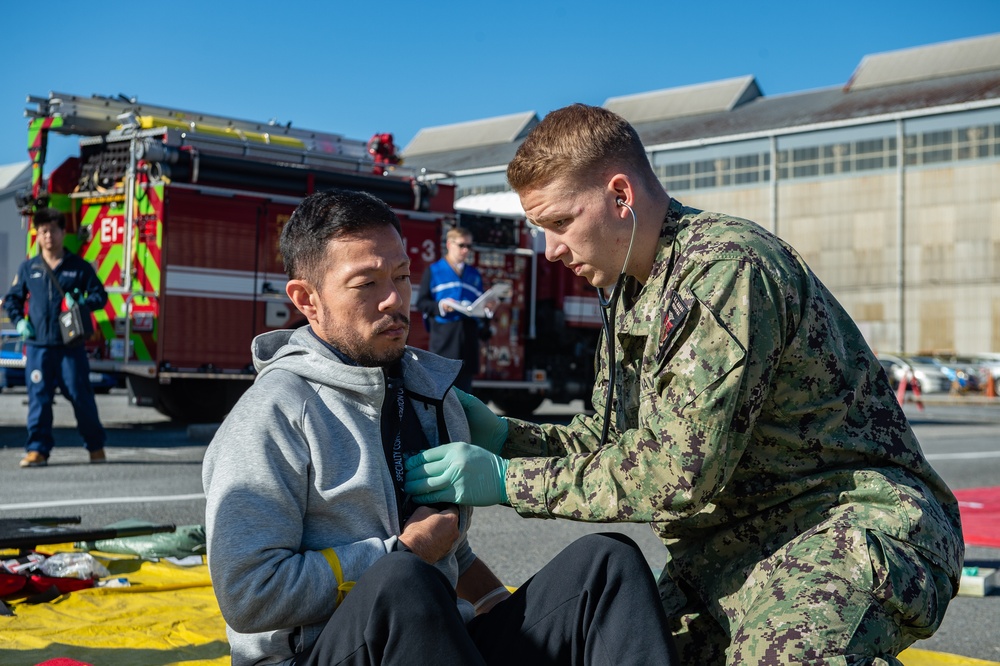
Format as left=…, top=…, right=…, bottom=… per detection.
left=503, top=198, right=963, bottom=598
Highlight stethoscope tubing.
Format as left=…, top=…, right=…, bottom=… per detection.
left=596, top=200, right=638, bottom=447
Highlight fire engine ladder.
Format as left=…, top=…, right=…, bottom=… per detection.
left=24, top=92, right=425, bottom=206
left=25, top=91, right=372, bottom=162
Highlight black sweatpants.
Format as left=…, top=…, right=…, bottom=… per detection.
left=295, top=533, right=676, bottom=665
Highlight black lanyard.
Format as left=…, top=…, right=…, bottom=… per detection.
left=380, top=367, right=430, bottom=524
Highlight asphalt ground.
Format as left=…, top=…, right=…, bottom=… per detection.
left=0, top=388, right=998, bottom=662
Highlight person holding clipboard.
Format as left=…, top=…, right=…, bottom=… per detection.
left=417, top=227, right=496, bottom=391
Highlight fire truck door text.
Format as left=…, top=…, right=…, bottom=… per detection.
left=100, top=216, right=126, bottom=244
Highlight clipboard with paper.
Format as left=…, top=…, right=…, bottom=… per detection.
left=439, top=282, right=512, bottom=319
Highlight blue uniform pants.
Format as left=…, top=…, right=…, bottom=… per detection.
left=25, top=343, right=106, bottom=455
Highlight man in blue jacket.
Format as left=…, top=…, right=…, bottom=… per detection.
left=3, top=208, right=108, bottom=468
left=417, top=227, right=492, bottom=391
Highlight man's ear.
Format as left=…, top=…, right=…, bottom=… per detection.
left=607, top=174, right=634, bottom=211
left=286, top=279, right=319, bottom=322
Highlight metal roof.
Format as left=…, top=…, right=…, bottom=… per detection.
left=455, top=191, right=525, bottom=216
left=401, top=34, right=1000, bottom=175
left=404, top=141, right=525, bottom=174
left=0, top=162, right=30, bottom=196
left=847, top=33, right=1000, bottom=91
left=403, top=111, right=538, bottom=157
left=604, top=75, right=762, bottom=124
left=635, top=68, right=1000, bottom=149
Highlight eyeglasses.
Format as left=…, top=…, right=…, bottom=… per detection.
left=455, top=243, right=472, bottom=249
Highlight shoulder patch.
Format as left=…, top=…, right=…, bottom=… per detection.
left=656, top=292, right=691, bottom=364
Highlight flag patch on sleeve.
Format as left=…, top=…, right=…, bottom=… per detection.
left=656, top=292, right=690, bottom=364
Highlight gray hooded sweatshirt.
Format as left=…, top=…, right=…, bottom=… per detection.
left=203, top=327, right=476, bottom=665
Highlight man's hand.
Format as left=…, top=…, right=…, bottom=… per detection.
left=398, top=505, right=460, bottom=564
left=456, top=557, right=510, bottom=616
left=438, top=298, right=460, bottom=316
left=15, top=319, right=34, bottom=340
left=63, top=290, right=84, bottom=309
left=404, top=442, right=508, bottom=507
left=453, top=388, right=508, bottom=455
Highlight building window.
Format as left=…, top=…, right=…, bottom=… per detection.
left=455, top=182, right=510, bottom=199
left=733, top=154, right=763, bottom=184
left=694, top=159, right=718, bottom=189
left=855, top=139, right=885, bottom=171
left=904, top=135, right=919, bottom=166
left=777, top=150, right=789, bottom=180
left=956, top=125, right=992, bottom=160
left=822, top=143, right=851, bottom=174
left=791, top=147, right=820, bottom=178
left=920, top=130, right=954, bottom=164
left=645, top=115, right=996, bottom=194
left=658, top=162, right=691, bottom=191
left=655, top=152, right=769, bottom=192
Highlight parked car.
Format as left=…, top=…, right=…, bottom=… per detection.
left=876, top=353, right=953, bottom=394
left=914, top=355, right=979, bottom=392
left=942, top=353, right=1000, bottom=395
left=0, top=330, right=118, bottom=394
left=878, top=357, right=902, bottom=390
left=0, top=330, right=23, bottom=393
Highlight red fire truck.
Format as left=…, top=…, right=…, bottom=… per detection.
left=13, top=92, right=600, bottom=422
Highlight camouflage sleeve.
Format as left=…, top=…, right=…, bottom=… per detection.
left=502, top=378, right=610, bottom=458
left=503, top=258, right=789, bottom=522
left=502, top=319, right=618, bottom=459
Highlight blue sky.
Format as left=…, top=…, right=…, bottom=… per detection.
left=2, top=0, right=999, bottom=168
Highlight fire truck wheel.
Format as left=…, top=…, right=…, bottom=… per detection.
left=154, top=380, right=247, bottom=424
left=491, top=393, right=545, bottom=418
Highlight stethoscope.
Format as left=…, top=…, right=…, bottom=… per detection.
left=596, top=197, right=638, bottom=447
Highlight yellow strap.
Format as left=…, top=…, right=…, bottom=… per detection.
left=321, top=548, right=355, bottom=605
left=135, top=115, right=306, bottom=148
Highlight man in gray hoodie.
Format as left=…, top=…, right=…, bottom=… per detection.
left=203, top=189, right=675, bottom=666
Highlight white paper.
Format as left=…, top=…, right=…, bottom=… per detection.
left=439, top=283, right=511, bottom=319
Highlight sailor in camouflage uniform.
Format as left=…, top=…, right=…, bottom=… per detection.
left=405, top=104, right=963, bottom=665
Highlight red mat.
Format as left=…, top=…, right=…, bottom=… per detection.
left=953, top=486, right=1000, bottom=548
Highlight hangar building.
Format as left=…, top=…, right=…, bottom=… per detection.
left=403, top=33, right=1000, bottom=355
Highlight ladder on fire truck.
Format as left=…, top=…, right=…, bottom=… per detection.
left=24, top=91, right=382, bottom=176
left=23, top=92, right=418, bottom=215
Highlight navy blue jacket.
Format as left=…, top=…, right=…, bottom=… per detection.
left=3, top=251, right=108, bottom=347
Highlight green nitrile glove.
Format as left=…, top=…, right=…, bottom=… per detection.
left=64, top=289, right=84, bottom=309
left=404, top=442, right=508, bottom=506
left=16, top=319, right=34, bottom=340
left=453, top=387, right=508, bottom=455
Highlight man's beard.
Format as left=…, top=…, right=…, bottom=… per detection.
left=352, top=342, right=406, bottom=368
left=336, top=313, right=410, bottom=368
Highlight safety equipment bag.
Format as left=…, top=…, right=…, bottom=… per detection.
left=59, top=302, right=86, bottom=346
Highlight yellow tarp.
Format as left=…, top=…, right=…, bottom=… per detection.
left=1, top=545, right=996, bottom=666
left=900, top=650, right=1000, bottom=666
left=1, top=546, right=227, bottom=666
